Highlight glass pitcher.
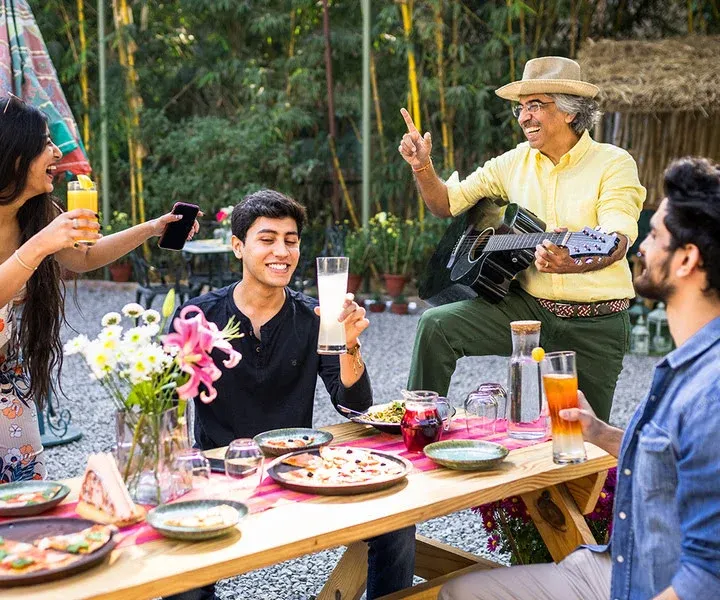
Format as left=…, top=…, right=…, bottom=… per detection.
left=507, top=321, right=548, bottom=440
left=400, top=390, right=450, bottom=452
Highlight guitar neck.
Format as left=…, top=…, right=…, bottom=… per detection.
left=484, top=231, right=570, bottom=252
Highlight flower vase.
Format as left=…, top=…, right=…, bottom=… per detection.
left=114, top=406, right=190, bottom=505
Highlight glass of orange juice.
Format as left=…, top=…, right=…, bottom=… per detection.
left=541, top=351, right=587, bottom=464
left=67, top=176, right=98, bottom=245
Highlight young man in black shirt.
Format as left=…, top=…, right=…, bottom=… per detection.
left=168, top=190, right=415, bottom=600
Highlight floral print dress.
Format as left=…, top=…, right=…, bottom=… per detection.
left=0, top=292, right=45, bottom=483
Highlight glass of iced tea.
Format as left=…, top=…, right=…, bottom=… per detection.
left=400, top=390, right=449, bottom=452
left=67, top=178, right=98, bottom=245
left=541, top=351, right=587, bottom=464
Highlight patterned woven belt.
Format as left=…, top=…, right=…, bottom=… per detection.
left=536, top=298, right=630, bottom=319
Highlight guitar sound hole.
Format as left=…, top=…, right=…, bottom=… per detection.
left=469, top=229, right=493, bottom=261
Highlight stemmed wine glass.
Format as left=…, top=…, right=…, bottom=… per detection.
left=224, top=439, right=265, bottom=501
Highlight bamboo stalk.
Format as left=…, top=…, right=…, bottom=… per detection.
left=687, top=0, right=694, bottom=33
left=533, top=0, right=544, bottom=57
left=399, top=0, right=423, bottom=223
left=285, top=8, right=298, bottom=96
left=505, top=0, right=516, bottom=82
left=434, top=0, right=449, bottom=170
left=322, top=0, right=341, bottom=221
left=569, top=0, right=579, bottom=58
left=518, top=0, right=526, bottom=64
left=447, top=0, right=459, bottom=171
left=77, top=0, right=90, bottom=151
left=369, top=50, right=387, bottom=164
left=328, top=137, right=360, bottom=229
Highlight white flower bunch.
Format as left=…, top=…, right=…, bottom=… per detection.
left=65, top=304, right=172, bottom=385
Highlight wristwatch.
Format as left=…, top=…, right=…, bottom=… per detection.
left=346, top=340, right=364, bottom=374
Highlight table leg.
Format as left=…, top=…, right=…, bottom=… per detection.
left=521, top=482, right=597, bottom=563
left=317, top=541, right=368, bottom=600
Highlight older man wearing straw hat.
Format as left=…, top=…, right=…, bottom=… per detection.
left=399, top=56, right=646, bottom=422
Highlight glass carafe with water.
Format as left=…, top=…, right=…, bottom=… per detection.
left=507, top=320, right=548, bottom=440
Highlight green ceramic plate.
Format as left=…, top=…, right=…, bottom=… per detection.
left=147, top=499, right=248, bottom=541
left=253, top=427, right=333, bottom=457
left=423, top=440, right=509, bottom=471
left=0, top=481, right=71, bottom=517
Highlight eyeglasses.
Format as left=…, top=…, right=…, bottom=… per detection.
left=2, top=92, right=22, bottom=115
left=511, top=100, right=555, bottom=119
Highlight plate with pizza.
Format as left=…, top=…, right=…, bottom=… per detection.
left=147, top=499, right=248, bottom=541
left=0, top=481, right=71, bottom=518
left=268, top=446, right=413, bottom=495
left=0, top=517, right=117, bottom=587
left=253, top=427, right=334, bottom=457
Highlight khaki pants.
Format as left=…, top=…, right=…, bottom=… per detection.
left=438, top=549, right=611, bottom=600
left=407, top=284, right=630, bottom=422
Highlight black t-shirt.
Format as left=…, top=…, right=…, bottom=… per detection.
left=170, top=284, right=373, bottom=449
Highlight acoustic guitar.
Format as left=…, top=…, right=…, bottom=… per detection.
left=418, top=201, right=619, bottom=306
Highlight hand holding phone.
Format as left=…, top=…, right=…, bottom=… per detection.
left=158, top=202, right=200, bottom=250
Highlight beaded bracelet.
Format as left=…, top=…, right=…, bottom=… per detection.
left=14, top=250, right=37, bottom=272
left=412, top=160, right=433, bottom=173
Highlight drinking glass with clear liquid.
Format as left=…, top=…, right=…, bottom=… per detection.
left=316, top=257, right=349, bottom=354
left=224, top=439, right=265, bottom=501
left=507, top=321, right=548, bottom=440
left=67, top=180, right=98, bottom=245
left=541, top=351, right=587, bottom=465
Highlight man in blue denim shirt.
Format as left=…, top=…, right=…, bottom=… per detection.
left=439, top=157, right=720, bottom=600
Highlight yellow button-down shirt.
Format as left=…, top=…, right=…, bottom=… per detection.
left=446, top=131, right=646, bottom=302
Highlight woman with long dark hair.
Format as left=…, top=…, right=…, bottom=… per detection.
left=0, top=95, right=198, bottom=482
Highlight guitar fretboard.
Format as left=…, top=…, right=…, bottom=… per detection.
left=483, top=232, right=569, bottom=252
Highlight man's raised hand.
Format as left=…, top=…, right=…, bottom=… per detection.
left=398, top=108, right=432, bottom=169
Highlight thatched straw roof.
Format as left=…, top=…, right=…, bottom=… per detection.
left=577, top=36, right=720, bottom=113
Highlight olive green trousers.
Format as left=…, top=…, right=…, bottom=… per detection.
left=407, top=285, right=630, bottom=422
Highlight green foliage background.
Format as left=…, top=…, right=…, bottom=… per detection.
left=31, top=0, right=719, bottom=228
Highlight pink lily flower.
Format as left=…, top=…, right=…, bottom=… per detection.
left=163, top=306, right=242, bottom=403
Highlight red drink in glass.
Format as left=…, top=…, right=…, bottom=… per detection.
left=401, top=404, right=443, bottom=452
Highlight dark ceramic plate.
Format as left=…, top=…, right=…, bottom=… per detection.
left=0, top=481, right=70, bottom=518
left=269, top=447, right=412, bottom=496
left=253, top=428, right=334, bottom=457
left=0, top=517, right=116, bottom=587
left=350, top=400, right=456, bottom=434
left=423, top=440, right=509, bottom=471
left=147, top=499, right=248, bottom=541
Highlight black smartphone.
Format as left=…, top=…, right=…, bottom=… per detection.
left=157, top=202, right=200, bottom=250
left=207, top=456, right=226, bottom=474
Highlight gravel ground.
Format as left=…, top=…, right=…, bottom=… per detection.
left=47, top=282, right=660, bottom=599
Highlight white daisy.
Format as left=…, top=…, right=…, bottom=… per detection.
left=98, top=325, right=123, bottom=341
left=121, top=303, right=145, bottom=318
left=63, top=335, right=90, bottom=356
left=101, top=312, right=122, bottom=327
left=142, top=309, right=161, bottom=325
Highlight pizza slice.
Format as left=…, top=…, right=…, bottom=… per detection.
left=34, top=524, right=116, bottom=555
left=265, top=436, right=316, bottom=450
left=0, top=537, right=77, bottom=575
left=281, top=452, right=322, bottom=469
left=163, top=504, right=239, bottom=529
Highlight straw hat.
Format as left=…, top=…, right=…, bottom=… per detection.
left=495, top=56, right=599, bottom=101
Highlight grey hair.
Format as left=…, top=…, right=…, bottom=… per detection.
left=548, top=93, right=602, bottom=135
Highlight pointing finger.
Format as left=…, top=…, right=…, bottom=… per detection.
left=400, top=107, right=420, bottom=135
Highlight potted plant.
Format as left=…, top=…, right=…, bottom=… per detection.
left=342, top=227, right=373, bottom=295
left=369, top=212, right=417, bottom=298
left=368, top=292, right=386, bottom=313
left=104, top=211, right=133, bottom=282
left=390, top=294, right=409, bottom=315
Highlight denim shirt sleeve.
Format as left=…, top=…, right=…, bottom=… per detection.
left=671, top=387, right=720, bottom=599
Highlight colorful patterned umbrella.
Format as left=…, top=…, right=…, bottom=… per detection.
left=0, top=0, right=91, bottom=175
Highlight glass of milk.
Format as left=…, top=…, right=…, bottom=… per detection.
left=316, top=257, right=349, bottom=354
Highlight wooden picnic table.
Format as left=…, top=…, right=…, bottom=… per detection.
left=4, top=421, right=616, bottom=600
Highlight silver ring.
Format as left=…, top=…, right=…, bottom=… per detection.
left=73, top=218, right=79, bottom=229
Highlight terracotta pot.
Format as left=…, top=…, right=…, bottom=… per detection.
left=109, top=262, right=133, bottom=283
left=390, top=302, right=409, bottom=315
left=383, top=274, right=407, bottom=298
left=347, top=273, right=363, bottom=295
left=368, top=301, right=386, bottom=313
